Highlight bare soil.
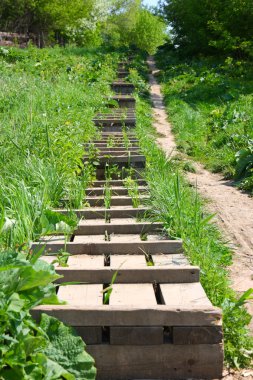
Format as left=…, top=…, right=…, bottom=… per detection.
left=147, top=56, right=253, bottom=329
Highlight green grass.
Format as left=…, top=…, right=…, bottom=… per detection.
left=0, top=45, right=119, bottom=248
left=155, top=49, right=253, bottom=192
left=129, top=54, right=253, bottom=367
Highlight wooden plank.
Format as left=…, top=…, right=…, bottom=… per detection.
left=153, top=253, right=189, bottom=266
left=110, top=327, right=163, bottom=345
left=56, top=266, right=199, bottom=284
left=55, top=206, right=148, bottom=219
left=87, top=344, right=223, bottom=380
left=32, top=305, right=222, bottom=327
left=109, top=284, right=157, bottom=306
left=76, top=220, right=162, bottom=235
left=67, top=255, right=104, bottom=269
left=92, top=179, right=146, bottom=187
left=58, top=284, right=103, bottom=306
left=173, top=326, right=223, bottom=345
left=31, top=239, right=183, bottom=255
left=38, top=235, right=66, bottom=243
left=74, top=326, right=102, bottom=345
left=57, top=266, right=199, bottom=284
left=85, top=195, right=135, bottom=207
left=110, top=254, right=147, bottom=268
left=160, top=283, right=212, bottom=308
left=85, top=186, right=147, bottom=196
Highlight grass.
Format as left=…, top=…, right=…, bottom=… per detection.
left=129, top=53, right=253, bottom=367
left=0, top=45, right=119, bottom=249
left=155, top=48, right=253, bottom=193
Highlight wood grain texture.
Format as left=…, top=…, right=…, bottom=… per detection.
left=161, top=283, right=212, bottom=308
left=74, top=326, right=102, bottom=344
left=32, top=240, right=183, bottom=255
left=87, top=344, right=223, bottom=379
left=173, top=326, right=223, bottom=345
left=109, top=284, right=157, bottom=306
left=57, top=284, right=103, bottom=306
left=110, top=326, right=163, bottom=345
left=32, top=305, right=222, bottom=327
left=56, top=266, right=200, bottom=284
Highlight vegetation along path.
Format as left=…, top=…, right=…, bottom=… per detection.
left=148, top=56, right=253, bottom=327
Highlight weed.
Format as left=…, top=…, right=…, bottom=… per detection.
left=123, top=176, right=140, bottom=208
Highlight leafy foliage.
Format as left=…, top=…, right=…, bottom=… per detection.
left=235, top=142, right=253, bottom=181
left=132, top=9, right=166, bottom=55
left=0, top=249, right=96, bottom=379
left=161, top=0, right=253, bottom=57
left=0, top=0, right=167, bottom=52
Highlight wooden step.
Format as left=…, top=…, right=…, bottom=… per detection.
left=92, top=179, right=146, bottom=187
left=84, top=152, right=144, bottom=160
left=100, top=125, right=136, bottom=132
left=33, top=282, right=220, bottom=326
left=111, top=81, right=135, bottom=95
left=100, top=132, right=136, bottom=137
left=95, top=168, right=144, bottom=180
left=76, top=219, right=163, bottom=235
left=54, top=206, right=149, bottom=219
left=94, top=154, right=146, bottom=170
left=86, top=186, right=147, bottom=196
left=92, top=142, right=139, bottom=148
left=109, top=95, right=135, bottom=108
left=86, top=195, right=148, bottom=207
left=32, top=237, right=183, bottom=255
left=44, top=253, right=198, bottom=284
left=117, top=70, right=129, bottom=79
left=93, top=147, right=140, bottom=153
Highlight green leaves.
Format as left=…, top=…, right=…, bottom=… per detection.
left=40, top=314, right=96, bottom=380
left=0, top=249, right=96, bottom=379
left=235, top=146, right=253, bottom=180
left=40, top=209, right=77, bottom=236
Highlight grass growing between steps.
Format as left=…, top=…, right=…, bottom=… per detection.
left=155, top=49, right=253, bottom=194
left=135, top=95, right=253, bottom=368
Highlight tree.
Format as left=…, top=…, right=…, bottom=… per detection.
left=161, top=0, right=253, bottom=57
left=132, top=9, right=167, bottom=54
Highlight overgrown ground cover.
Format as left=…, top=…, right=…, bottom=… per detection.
left=0, top=45, right=120, bottom=378
left=0, top=45, right=119, bottom=248
left=130, top=53, right=253, bottom=368
left=155, top=49, right=253, bottom=193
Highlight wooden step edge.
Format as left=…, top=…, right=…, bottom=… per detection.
left=54, top=266, right=200, bottom=284
left=52, top=207, right=149, bottom=219
left=31, top=240, right=183, bottom=255
left=92, top=180, right=147, bottom=186
left=86, top=186, right=147, bottom=191
left=32, top=305, right=222, bottom=327
left=86, top=344, right=223, bottom=380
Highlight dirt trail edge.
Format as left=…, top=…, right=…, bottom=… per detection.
left=147, top=56, right=253, bottom=323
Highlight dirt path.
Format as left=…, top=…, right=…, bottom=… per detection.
left=147, top=56, right=253, bottom=326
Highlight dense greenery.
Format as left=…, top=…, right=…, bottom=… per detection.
left=155, top=48, right=253, bottom=192
left=0, top=46, right=119, bottom=248
left=161, top=0, right=253, bottom=58
left=129, top=54, right=253, bottom=366
left=0, top=1, right=166, bottom=54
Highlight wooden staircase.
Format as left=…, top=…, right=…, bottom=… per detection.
left=32, top=59, right=223, bottom=379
